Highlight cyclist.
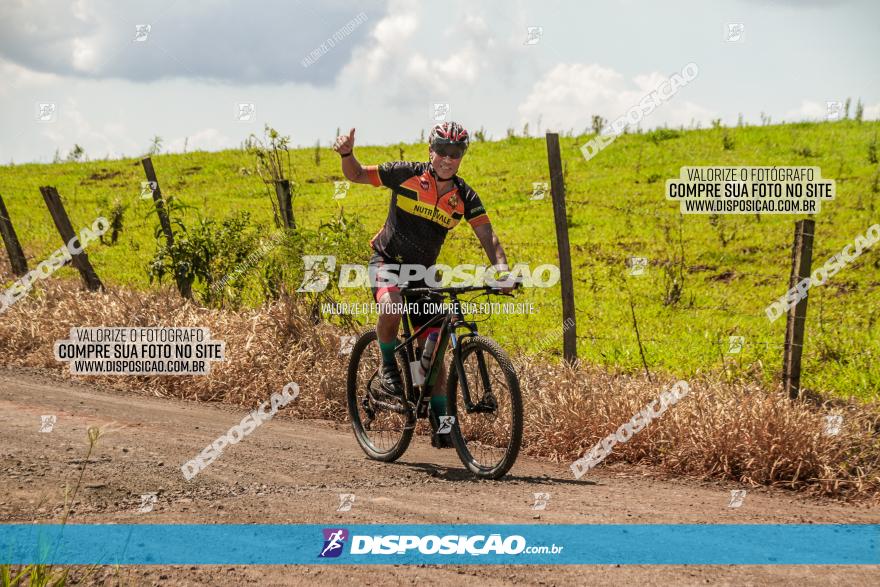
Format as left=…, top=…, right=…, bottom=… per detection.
left=333, top=122, right=513, bottom=447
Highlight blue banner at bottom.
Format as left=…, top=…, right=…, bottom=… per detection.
left=1, top=524, right=877, bottom=565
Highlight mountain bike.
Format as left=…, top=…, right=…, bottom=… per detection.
left=345, top=282, right=523, bottom=479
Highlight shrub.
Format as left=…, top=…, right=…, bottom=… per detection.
left=148, top=211, right=263, bottom=308
left=722, top=131, right=735, bottom=150
left=245, top=125, right=295, bottom=228
left=105, top=198, right=126, bottom=245
left=647, top=128, right=681, bottom=144
left=794, top=146, right=816, bottom=158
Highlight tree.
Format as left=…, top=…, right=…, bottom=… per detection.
left=66, top=144, right=85, bottom=162
left=148, top=135, right=163, bottom=156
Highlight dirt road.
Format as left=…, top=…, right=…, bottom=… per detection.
left=1, top=367, right=877, bottom=586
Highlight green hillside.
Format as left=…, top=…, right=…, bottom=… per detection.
left=1, top=121, right=879, bottom=400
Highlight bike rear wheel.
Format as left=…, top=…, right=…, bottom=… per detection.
left=346, top=330, right=414, bottom=462
left=446, top=336, right=523, bottom=479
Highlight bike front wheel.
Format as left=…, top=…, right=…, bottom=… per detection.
left=446, top=336, right=523, bottom=479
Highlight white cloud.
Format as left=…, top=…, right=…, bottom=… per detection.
left=783, top=100, right=828, bottom=121
left=341, top=2, right=498, bottom=101
left=0, top=58, right=60, bottom=96
left=782, top=99, right=880, bottom=122
left=352, top=7, right=419, bottom=81
left=71, top=37, right=100, bottom=73
left=0, top=1, right=875, bottom=164
left=0, top=0, right=384, bottom=85
left=517, top=63, right=714, bottom=133
left=34, top=98, right=140, bottom=159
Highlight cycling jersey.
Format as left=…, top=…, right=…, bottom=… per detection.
left=364, top=161, right=490, bottom=265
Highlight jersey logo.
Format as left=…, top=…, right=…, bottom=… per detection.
left=419, top=177, right=430, bottom=190
left=447, top=193, right=459, bottom=208
left=397, top=197, right=457, bottom=228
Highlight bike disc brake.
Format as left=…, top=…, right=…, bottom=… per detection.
left=470, top=392, right=498, bottom=414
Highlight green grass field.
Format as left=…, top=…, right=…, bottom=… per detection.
left=2, top=121, right=879, bottom=400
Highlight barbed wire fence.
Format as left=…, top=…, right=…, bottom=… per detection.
left=294, top=137, right=835, bottom=398
left=0, top=141, right=864, bottom=400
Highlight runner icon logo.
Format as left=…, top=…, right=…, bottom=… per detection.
left=319, top=528, right=349, bottom=558
left=628, top=257, right=648, bottom=276
left=727, top=336, right=744, bottom=354
left=530, top=182, right=548, bottom=201
left=39, top=415, right=57, bottom=433
left=728, top=489, right=747, bottom=509
left=532, top=492, right=550, bottom=510
left=437, top=416, right=455, bottom=434
left=337, top=494, right=356, bottom=512
left=140, top=181, right=157, bottom=200
left=138, top=493, right=157, bottom=513
left=333, top=181, right=350, bottom=200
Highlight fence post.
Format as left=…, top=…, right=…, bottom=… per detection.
left=783, top=219, right=814, bottom=399
left=141, top=157, right=192, bottom=299
left=39, top=186, right=104, bottom=291
left=545, top=132, right=577, bottom=364
left=0, top=193, right=29, bottom=276
left=274, top=179, right=295, bottom=229
left=141, top=157, right=175, bottom=247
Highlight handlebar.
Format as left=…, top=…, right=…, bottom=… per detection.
left=400, top=280, right=523, bottom=298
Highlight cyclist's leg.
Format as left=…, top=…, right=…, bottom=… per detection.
left=370, top=252, right=405, bottom=396
left=430, top=357, right=447, bottom=403
left=413, top=315, right=449, bottom=424
left=369, top=250, right=402, bottom=346
left=376, top=289, right=402, bottom=345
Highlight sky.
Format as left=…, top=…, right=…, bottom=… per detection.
left=1, top=0, right=878, bottom=163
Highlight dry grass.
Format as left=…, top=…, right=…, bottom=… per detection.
left=0, top=280, right=349, bottom=422
left=1, top=280, right=879, bottom=499
left=518, top=360, right=880, bottom=497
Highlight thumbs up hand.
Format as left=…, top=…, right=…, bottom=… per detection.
left=334, top=128, right=356, bottom=156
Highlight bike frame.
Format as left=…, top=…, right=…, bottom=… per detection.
left=394, top=290, right=482, bottom=417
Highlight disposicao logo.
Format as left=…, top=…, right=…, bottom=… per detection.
left=319, top=528, right=349, bottom=558
left=317, top=530, right=561, bottom=558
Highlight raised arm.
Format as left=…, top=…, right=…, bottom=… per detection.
left=333, top=127, right=374, bottom=185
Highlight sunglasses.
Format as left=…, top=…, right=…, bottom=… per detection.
left=432, top=144, right=466, bottom=160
